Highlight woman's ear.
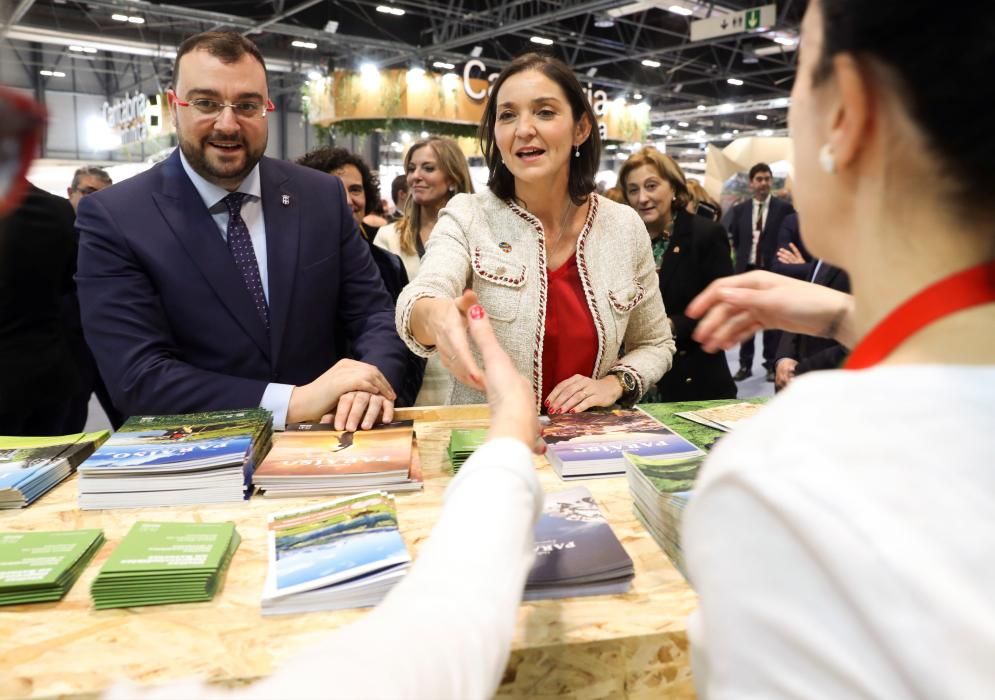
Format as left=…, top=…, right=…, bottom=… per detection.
left=827, top=54, right=874, bottom=172
left=574, top=113, right=593, bottom=146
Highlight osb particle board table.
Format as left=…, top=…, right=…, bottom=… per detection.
left=0, top=405, right=698, bottom=700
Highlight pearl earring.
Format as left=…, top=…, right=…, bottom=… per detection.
left=574, top=145, right=581, bottom=158
left=819, top=143, right=836, bottom=174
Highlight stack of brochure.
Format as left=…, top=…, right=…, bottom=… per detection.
left=0, top=529, right=104, bottom=605
left=674, top=402, right=763, bottom=432
left=542, top=408, right=703, bottom=480
left=90, top=521, right=240, bottom=609
left=446, top=428, right=487, bottom=474
left=625, top=451, right=705, bottom=579
left=253, top=421, right=421, bottom=497
left=261, top=492, right=410, bottom=615
left=77, top=409, right=272, bottom=509
left=525, top=486, right=634, bottom=600
left=0, top=431, right=109, bottom=508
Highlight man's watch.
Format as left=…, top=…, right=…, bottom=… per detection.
left=609, top=368, right=639, bottom=406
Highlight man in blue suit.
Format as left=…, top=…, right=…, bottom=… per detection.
left=76, top=31, right=407, bottom=431
left=727, top=163, right=795, bottom=381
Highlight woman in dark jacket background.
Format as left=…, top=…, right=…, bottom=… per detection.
left=619, top=148, right=736, bottom=402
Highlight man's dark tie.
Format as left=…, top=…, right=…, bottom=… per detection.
left=223, top=192, right=269, bottom=331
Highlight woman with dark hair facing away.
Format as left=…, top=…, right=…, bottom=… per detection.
left=396, top=54, right=674, bottom=412
left=681, top=1, right=995, bottom=696
left=374, top=136, right=473, bottom=405
left=297, top=146, right=425, bottom=407
left=619, top=147, right=736, bottom=402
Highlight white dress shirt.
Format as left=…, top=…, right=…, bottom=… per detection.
left=178, top=151, right=293, bottom=429
left=748, top=194, right=772, bottom=265
left=103, top=437, right=543, bottom=700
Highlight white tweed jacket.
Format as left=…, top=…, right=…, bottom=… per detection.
left=396, top=190, right=676, bottom=407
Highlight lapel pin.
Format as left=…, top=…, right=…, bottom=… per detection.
left=498, top=242, right=512, bottom=253
left=281, top=194, right=291, bottom=206
left=673, top=246, right=681, bottom=254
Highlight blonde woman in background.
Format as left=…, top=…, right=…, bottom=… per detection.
left=375, top=137, right=474, bottom=405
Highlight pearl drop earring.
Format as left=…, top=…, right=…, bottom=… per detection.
left=819, top=143, right=836, bottom=174
left=574, top=145, right=581, bottom=158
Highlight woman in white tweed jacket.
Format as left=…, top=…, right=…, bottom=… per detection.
left=396, top=54, right=675, bottom=410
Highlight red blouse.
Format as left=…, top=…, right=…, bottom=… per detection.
left=542, top=253, right=599, bottom=403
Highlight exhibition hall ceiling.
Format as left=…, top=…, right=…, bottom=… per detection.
left=5, top=0, right=803, bottom=137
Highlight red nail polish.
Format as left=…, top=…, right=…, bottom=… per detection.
left=469, top=305, right=485, bottom=320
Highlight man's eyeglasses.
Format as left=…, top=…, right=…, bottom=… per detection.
left=168, top=89, right=276, bottom=119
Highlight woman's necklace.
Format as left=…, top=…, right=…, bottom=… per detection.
left=545, top=198, right=576, bottom=256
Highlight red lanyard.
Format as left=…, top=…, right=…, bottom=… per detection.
left=845, top=260, right=995, bottom=370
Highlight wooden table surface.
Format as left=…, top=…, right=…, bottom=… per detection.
left=0, top=405, right=698, bottom=700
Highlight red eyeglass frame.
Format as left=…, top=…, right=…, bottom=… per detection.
left=0, top=86, right=46, bottom=218
left=167, top=89, right=276, bottom=117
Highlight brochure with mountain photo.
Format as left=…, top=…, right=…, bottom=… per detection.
left=253, top=421, right=420, bottom=497
left=0, top=431, right=110, bottom=508
left=524, top=486, right=634, bottom=600
left=541, top=408, right=703, bottom=479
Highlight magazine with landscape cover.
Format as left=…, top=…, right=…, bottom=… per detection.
left=0, top=431, right=110, bottom=508
left=253, top=421, right=420, bottom=497
left=261, top=491, right=410, bottom=615
left=541, top=408, right=703, bottom=479
left=77, top=409, right=272, bottom=510
left=626, top=398, right=769, bottom=579
left=525, top=486, right=634, bottom=600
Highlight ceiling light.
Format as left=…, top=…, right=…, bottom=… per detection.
left=324, top=21, right=339, bottom=33
left=586, top=67, right=598, bottom=77
left=717, top=103, right=734, bottom=113
left=641, top=59, right=661, bottom=68
left=40, top=70, right=66, bottom=77
left=722, top=132, right=732, bottom=139
left=668, top=5, right=694, bottom=16
left=307, top=69, right=323, bottom=81
left=530, top=36, right=554, bottom=46
left=111, top=14, right=128, bottom=21
left=761, top=129, right=774, bottom=136
left=696, top=104, right=706, bottom=111
left=432, top=61, right=455, bottom=70
left=606, top=144, right=619, bottom=150
left=292, top=40, right=318, bottom=49
left=407, top=66, right=425, bottom=78
left=696, top=130, right=705, bottom=136
left=360, top=62, right=379, bottom=77
left=678, top=121, right=689, bottom=127
left=633, top=92, right=643, bottom=100
left=774, top=36, right=798, bottom=46
left=756, top=114, right=769, bottom=120
left=594, top=15, right=615, bottom=28
left=376, top=5, right=405, bottom=16
left=699, top=158, right=705, bottom=163
left=733, top=129, right=740, bottom=134
left=127, top=16, right=144, bottom=24
left=727, top=78, right=744, bottom=86
left=470, top=46, right=483, bottom=57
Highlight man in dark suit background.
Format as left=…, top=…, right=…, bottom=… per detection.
left=728, top=162, right=796, bottom=381
left=76, top=31, right=407, bottom=431
left=774, top=260, right=851, bottom=390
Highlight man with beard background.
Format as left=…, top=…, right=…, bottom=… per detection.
left=75, top=32, right=407, bottom=431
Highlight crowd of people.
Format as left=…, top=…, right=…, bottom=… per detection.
left=2, top=0, right=993, bottom=695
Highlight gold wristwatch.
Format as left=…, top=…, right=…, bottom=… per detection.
left=609, top=368, right=639, bottom=406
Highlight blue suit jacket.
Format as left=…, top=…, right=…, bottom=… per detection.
left=75, top=150, right=408, bottom=417
left=729, top=195, right=795, bottom=273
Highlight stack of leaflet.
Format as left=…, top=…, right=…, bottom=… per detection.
left=674, top=402, right=764, bottom=432
left=253, top=421, right=421, bottom=497
left=0, top=431, right=109, bottom=508
left=261, top=492, right=410, bottom=615
left=542, top=408, right=703, bottom=480
left=0, top=529, right=104, bottom=605
left=625, top=451, right=705, bottom=579
left=525, top=486, right=634, bottom=600
left=78, top=409, right=272, bottom=509
left=90, top=521, right=240, bottom=609
left=446, top=428, right=487, bottom=474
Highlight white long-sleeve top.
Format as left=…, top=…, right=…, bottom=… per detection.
left=684, top=366, right=995, bottom=699
left=104, top=437, right=543, bottom=700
